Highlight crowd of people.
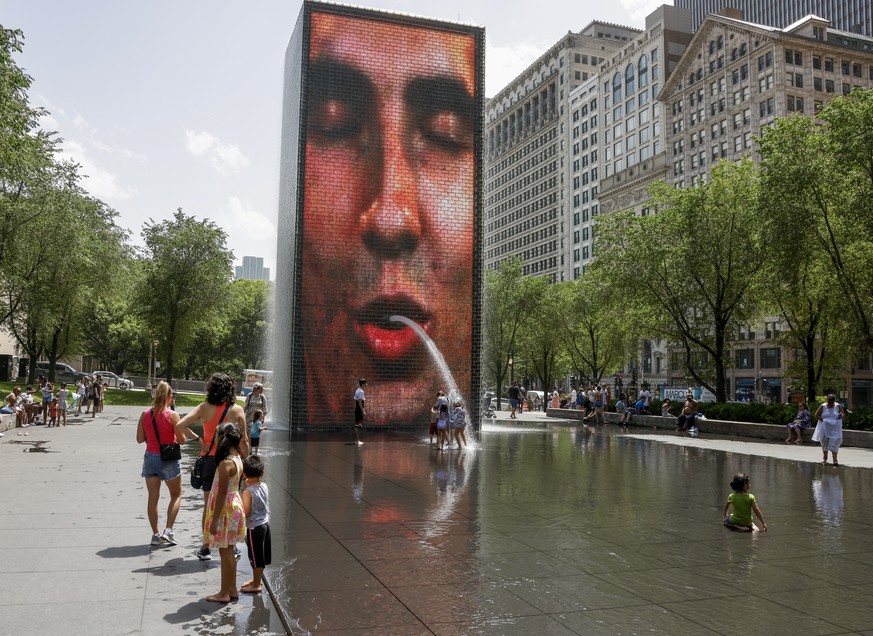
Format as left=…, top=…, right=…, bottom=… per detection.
left=138, top=373, right=272, bottom=603
left=1, top=374, right=109, bottom=434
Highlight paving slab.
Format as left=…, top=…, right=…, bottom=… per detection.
left=7, top=407, right=873, bottom=634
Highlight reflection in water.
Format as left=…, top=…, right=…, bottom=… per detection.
left=269, top=426, right=873, bottom=633
left=812, top=471, right=844, bottom=525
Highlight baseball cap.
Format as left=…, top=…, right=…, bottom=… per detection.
left=252, top=382, right=263, bottom=389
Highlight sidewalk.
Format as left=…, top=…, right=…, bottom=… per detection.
left=0, top=405, right=287, bottom=636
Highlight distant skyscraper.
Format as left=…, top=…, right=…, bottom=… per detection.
left=234, top=255, right=270, bottom=281
left=675, top=0, right=873, bottom=36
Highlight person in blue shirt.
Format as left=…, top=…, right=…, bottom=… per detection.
left=250, top=410, right=268, bottom=456
left=633, top=396, right=647, bottom=415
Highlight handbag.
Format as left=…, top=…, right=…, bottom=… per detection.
left=190, top=403, right=231, bottom=488
left=150, top=408, right=182, bottom=461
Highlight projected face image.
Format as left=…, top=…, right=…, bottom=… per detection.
left=301, top=12, right=476, bottom=426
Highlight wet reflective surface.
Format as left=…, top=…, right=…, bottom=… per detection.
left=263, top=424, right=873, bottom=634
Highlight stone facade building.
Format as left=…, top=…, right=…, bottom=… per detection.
left=484, top=22, right=640, bottom=281
left=597, top=6, right=694, bottom=220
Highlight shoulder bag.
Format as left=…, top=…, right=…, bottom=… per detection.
left=150, top=408, right=182, bottom=461
left=190, top=403, right=231, bottom=488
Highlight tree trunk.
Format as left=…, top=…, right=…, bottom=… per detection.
left=805, top=336, right=818, bottom=405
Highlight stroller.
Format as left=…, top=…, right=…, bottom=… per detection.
left=482, top=395, right=496, bottom=418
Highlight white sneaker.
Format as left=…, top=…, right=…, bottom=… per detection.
left=161, top=528, right=177, bottom=545
left=150, top=533, right=163, bottom=546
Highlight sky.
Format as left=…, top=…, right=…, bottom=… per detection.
left=2, top=0, right=669, bottom=277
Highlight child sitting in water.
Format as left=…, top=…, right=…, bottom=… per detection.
left=723, top=472, right=767, bottom=532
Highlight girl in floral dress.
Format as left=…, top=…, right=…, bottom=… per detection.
left=204, top=422, right=246, bottom=603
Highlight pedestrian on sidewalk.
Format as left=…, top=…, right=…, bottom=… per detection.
left=203, top=422, right=246, bottom=603
left=175, top=372, right=249, bottom=561
left=136, top=381, right=185, bottom=547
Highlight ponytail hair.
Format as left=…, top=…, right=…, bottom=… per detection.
left=215, top=422, right=242, bottom=464
left=152, top=381, right=172, bottom=411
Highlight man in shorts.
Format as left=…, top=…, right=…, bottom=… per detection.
left=354, top=379, right=366, bottom=446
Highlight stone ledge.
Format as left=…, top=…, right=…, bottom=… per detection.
left=0, top=412, right=15, bottom=433
left=545, top=408, right=873, bottom=449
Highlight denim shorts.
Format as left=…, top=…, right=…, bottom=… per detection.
left=141, top=451, right=181, bottom=481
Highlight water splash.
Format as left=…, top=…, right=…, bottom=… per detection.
left=389, top=315, right=463, bottom=407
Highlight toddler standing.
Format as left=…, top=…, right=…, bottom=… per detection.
left=250, top=410, right=268, bottom=456
left=48, top=398, right=59, bottom=427
left=436, top=403, right=450, bottom=449
left=241, top=455, right=271, bottom=594
left=723, top=472, right=767, bottom=532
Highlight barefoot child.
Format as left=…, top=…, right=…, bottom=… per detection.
left=451, top=400, right=468, bottom=448
left=250, top=410, right=267, bottom=456
left=57, top=383, right=68, bottom=426
left=436, top=403, right=450, bottom=449
left=241, top=455, right=271, bottom=594
left=48, top=397, right=58, bottom=428
left=723, top=472, right=767, bottom=532
left=204, top=423, right=246, bottom=603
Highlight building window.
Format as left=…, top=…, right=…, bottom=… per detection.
left=612, top=72, right=622, bottom=103
left=760, top=347, right=781, bottom=369
left=639, top=54, right=648, bottom=88
left=787, top=95, right=804, bottom=112
left=735, top=348, right=754, bottom=369
left=814, top=77, right=822, bottom=91
left=825, top=58, right=834, bottom=72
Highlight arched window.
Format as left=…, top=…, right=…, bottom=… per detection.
left=625, top=63, right=635, bottom=95
left=638, top=54, right=649, bottom=88
left=612, top=72, right=622, bottom=103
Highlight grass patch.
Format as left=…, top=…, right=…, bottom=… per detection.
left=0, top=381, right=242, bottom=408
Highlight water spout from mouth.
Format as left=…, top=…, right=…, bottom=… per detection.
left=389, top=315, right=462, bottom=407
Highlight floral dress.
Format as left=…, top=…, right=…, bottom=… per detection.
left=203, top=455, right=246, bottom=549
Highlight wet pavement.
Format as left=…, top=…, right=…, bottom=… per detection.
left=4, top=407, right=873, bottom=634
left=0, top=405, right=287, bottom=636
left=265, top=418, right=873, bottom=634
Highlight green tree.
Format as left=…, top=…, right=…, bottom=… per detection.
left=0, top=26, right=59, bottom=324
left=515, top=276, right=561, bottom=391
left=136, top=209, right=233, bottom=384
left=596, top=159, right=766, bottom=401
left=227, top=279, right=271, bottom=371
left=554, top=273, right=627, bottom=386
left=758, top=95, right=873, bottom=356
left=482, top=258, right=542, bottom=406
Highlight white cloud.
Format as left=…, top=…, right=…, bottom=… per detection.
left=214, top=196, right=277, bottom=277
left=59, top=139, right=136, bottom=200
left=620, top=0, right=673, bottom=22
left=486, top=41, right=552, bottom=97
left=185, top=129, right=250, bottom=177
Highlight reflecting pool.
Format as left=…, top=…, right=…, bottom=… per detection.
left=261, top=424, right=873, bottom=634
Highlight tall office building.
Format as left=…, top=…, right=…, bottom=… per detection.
left=565, top=77, right=601, bottom=279
left=234, top=255, right=271, bottom=281
left=675, top=0, right=873, bottom=36
left=484, top=22, right=640, bottom=281
left=597, top=5, right=694, bottom=219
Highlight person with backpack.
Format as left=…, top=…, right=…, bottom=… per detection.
left=244, top=382, right=268, bottom=434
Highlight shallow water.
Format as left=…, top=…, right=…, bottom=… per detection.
left=261, top=424, right=873, bottom=633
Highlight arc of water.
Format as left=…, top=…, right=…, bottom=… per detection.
left=389, top=315, right=463, bottom=408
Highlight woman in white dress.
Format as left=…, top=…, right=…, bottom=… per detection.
left=813, top=394, right=844, bottom=466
